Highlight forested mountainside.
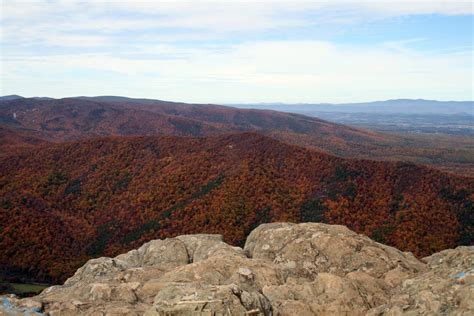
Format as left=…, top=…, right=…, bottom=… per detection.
left=1, top=97, right=472, bottom=176
left=1, top=133, right=472, bottom=283
left=0, top=126, right=48, bottom=156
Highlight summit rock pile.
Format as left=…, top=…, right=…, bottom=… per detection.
left=1, top=222, right=473, bottom=315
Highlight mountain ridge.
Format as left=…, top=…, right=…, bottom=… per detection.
left=1, top=96, right=473, bottom=176
left=1, top=132, right=472, bottom=283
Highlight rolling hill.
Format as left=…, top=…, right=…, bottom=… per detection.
left=1, top=133, right=472, bottom=284
left=0, top=126, right=48, bottom=156
left=1, top=96, right=473, bottom=176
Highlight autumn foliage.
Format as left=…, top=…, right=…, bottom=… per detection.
left=1, top=97, right=473, bottom=176
left=0, top=133, right=472, bottom=283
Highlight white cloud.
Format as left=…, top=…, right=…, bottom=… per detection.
left=1, top=1, right=471, bottom=49
left=2, top=1, right=472, bottom=28
left=1, top=0, right=473, bottom=17
left=2, top=40, right=471, bottom=102
left=0, top=1, right=471, bottom=101
left=76, top=1, right=474, bottom=16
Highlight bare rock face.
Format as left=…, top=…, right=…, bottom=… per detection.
left=244, top=223, right=426, bottom=316
left=368, top=246, right=474, bottom=316
left=1, top=223, right=472, bottom=316
left=244, top=223, right=425, bottom=279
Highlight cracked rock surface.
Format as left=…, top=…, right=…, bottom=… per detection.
left=1, top=223, right=472, bottom=315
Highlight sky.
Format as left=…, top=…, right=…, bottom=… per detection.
left=0, top=0, right=472, bottom=103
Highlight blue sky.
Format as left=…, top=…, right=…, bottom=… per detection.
left=1, top=1, right=472, bottom=103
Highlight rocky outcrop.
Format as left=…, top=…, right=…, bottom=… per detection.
left=369, top=246, right=474, bottom=316
left=1, top=223, right=472, bottom=315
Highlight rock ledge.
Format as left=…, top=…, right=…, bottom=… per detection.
left=1, top=223, right=472, bottom=315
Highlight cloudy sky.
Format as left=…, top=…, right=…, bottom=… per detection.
left=0, top=0, right=472, bottom=103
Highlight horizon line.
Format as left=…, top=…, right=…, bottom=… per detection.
left=2, top=94, right=473, bottom=105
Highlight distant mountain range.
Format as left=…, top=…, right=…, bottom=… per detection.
left=3, top=95, right=472, bottom=115
left=0, top=95, right=54, bottom=101
left=1, top=96, right=473, bottom=175
left=231, top=99, right=474, bottom=115
left=230, top=99, right=474, bottom=136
